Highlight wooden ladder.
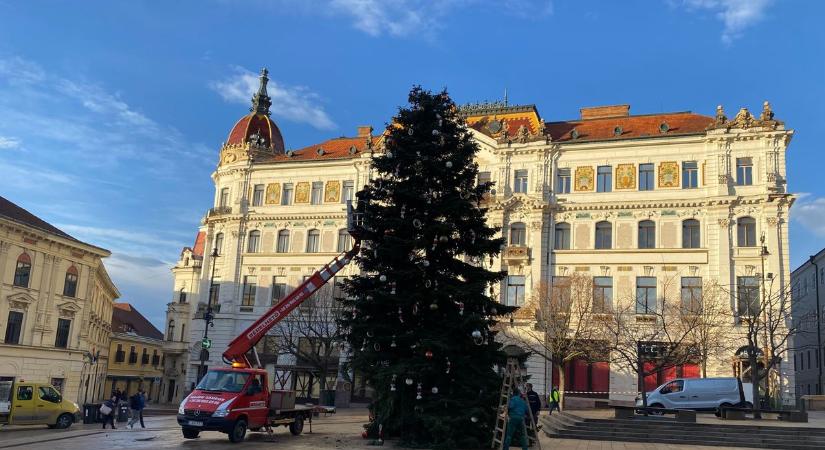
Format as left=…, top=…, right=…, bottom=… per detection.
left=491, top=357, right=542, bottom=449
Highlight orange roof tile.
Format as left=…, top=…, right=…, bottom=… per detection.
left=547, top=112, right=713, bottom=143
left=268, top=135, right=376, bottom=162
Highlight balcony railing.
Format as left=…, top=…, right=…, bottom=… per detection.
left=208, top=205, right=232, bottom=217
left=503, top=245, right=530, bottom=263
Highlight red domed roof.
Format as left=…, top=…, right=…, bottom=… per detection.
left=224, top=68, right=285, bottom=154
left=226, top=113, right=285, bottom=153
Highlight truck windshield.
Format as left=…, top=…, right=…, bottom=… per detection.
left=196, top=371, right=250, bottom=393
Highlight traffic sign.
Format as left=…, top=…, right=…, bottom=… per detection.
left=201, top=337, right=212, bottom=349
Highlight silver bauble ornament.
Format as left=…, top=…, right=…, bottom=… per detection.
left=405, top=378, right=413, bottom=385
left=445, top=161, right=453, bottom=168
left=379, top=274, right=387, bottom=282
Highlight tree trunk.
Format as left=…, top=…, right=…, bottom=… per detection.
left=702, top=358, right=707, bottom=378
left=750, top=351, right=761, bottom=419
left=558, top=366, right=566, bottom=412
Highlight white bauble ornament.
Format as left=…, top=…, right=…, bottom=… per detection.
left=431, top=387, right=439, bottom=394
left=379, top=275, right=387, bottom=282
left=422, top=260, right=430, bottom=267
left=408, top=128, right=414, bottom=136
left=445, top=161, right=453, bottom=168
left=406, top=378, right=413, bottom=385
left=471, top=416, right=479, bottom=423
left=471, top=330, right=482, bottom=339
left=432, top=129, right=440, bottom=136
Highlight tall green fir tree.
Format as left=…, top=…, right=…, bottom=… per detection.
left=340, top=87, right=517, bottom=449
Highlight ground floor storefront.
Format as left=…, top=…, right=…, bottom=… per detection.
left=0, top=346, right=102, bottom=404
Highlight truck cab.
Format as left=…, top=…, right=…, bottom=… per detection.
left=0, top=380, right=80, bottom=428
left=178, top=367, right=270, bottom=441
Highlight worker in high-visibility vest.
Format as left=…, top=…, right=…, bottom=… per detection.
left=503, top=388, right=529, bottom=450
left=548, top=386, right=561, bottom=415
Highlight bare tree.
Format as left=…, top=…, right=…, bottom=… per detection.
left=501, top=274, right=608, bottom=409
left=678, top=279, right=735, bottom=377
left=599, top=276, right=702, bottom=407
left=265, top=287, right=345, bottom=398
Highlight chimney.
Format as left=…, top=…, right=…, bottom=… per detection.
left=357, top=126, right=373, bottom=137
left=580, top=104, right=630, bottom=120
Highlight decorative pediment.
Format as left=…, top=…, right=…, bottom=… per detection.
left=7, top=292, right=35, bottom=311
left=707, top=102, right=784, bottom=131
left=56, top=300, right=81, bottom=318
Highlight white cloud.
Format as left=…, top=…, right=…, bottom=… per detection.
left=0, top=136, right=20, bottom=149
left=794, top=194, right=825, bottom=238
left=209, top=67, right=337, bottom=130
left=677, top=0, right=773, bottom=44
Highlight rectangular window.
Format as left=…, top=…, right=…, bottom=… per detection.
left=506, top=276, right=526, bottom=306
left=556, top=168, right=571, bottom=194
left=242, top=276, right=257, bottom=307
left=141, top=348, right=149, bottom=365
left=252, top=184, right=265, bottom=206
left=333, top=275, right=347, bottom=300
left=736, top=157, right=753, bottom=186
left=597, top=166, right=612, bottom=192
left=551, top=276, right=571, bottom=310
left=342, top=181, right=355, bottom=204
left=276, top=231, right=290, bottom=253
left=477, top=171, right=491, bottom=186
left=219, top=188, right=229, bottom=207
left=682, top=161, right=698, bottom=188
left=639, top=163, right=654, bottom=191
left=115, top=344, right=125, bottom=363
left=54, top=318, right=70, bottom=348
left=554, top=224, right=571, bottom=250
left=306, top=230, right=320, bottom=253
left=4, top=311, right=23, bottom=345
left=636, top=277, right=657, bottom=314
left=129, top=346, right=137, bottom=364
left=209, top=283, right=220, bottom=306
left=271, top=276, right=286, bottom=305
left=50, top=378, right=64, bottom=395
left=63, top=272, right=78, bottom=297
left=681, top=277, right=703, bottom=312
left=311, top=181, right=323, bottom=205
left=337, top=229, right=352, bottom=252
left=593, top=277, right=613, bottom=313
left=281, top=183, right=293, bottom=205
left=737, top=276, right=759, bottom=316
left=513, top=170, right=528, bottom=193
left=13, top=260, right=30, bottom=287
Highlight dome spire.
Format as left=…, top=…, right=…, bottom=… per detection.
left=250, top=68, right=272, bottom=115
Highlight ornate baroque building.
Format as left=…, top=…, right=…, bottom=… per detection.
left=0, top=196, right=119, bottom=404
left=167, top=69, right=795, bottom=405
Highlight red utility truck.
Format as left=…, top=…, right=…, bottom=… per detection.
left=177, top=204, right=362, bottom=443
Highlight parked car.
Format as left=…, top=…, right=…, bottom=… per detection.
left=635, top=377, right=753, bottom=411
left=0, top=380, right=80, bottom=428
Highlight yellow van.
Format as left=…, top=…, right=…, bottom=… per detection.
left=0, top=380, right=81, bottom=428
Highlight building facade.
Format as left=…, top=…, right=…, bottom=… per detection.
left=0, top=196, right=119, bottom=404
left=104, top=303, right=165, bottom=402
left=791, top=247, right=825, bottom=398
left=167, top=70, right=796, bottom=405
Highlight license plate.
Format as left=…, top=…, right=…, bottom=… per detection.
left=188, top=420, right=204, bottom=427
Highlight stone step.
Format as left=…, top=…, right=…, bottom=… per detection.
left=552, top=427, right=825, bottom=444
left=571, top=417, right=825, bottom=435
left=556, top=420, right=825, bottom=437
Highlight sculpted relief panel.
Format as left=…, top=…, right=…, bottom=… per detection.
left=294, top=182, right=310, bottom=204
left=265, top=183, right=281, bottom=205
left=324, top=181, right=341, bottom=203
left=658, top=162, right=679, bottom=188
left=615, top=164, right=636, bottom=189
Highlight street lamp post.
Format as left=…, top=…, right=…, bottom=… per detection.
left=198, top=247, right=219, bottom=382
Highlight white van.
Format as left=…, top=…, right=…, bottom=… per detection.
left=636, top=378, right=753, bottom=411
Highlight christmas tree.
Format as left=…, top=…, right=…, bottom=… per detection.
left=341, top=87, right=517, bottom=449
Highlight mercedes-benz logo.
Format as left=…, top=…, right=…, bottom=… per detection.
left=193, top=410, right=200, bottom=417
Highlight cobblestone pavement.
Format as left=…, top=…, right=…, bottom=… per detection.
left=0, top=410, right=748, bottom=450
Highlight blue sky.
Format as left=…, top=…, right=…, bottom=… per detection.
left=1, top=0, right=823, bottom=328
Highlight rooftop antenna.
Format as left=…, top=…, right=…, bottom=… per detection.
left=504, top=88, right=508, bottom=106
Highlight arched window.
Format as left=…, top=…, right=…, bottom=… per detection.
left=737, top=217, right=756, bottom=247
left=247, top=230, right=261, bottom=253
left=167, top=320, right=175, bottom=342
left=13, top=253, right=31, bottom=288
left=337, top=229, right=352, bottom=252
left=63, top=266, right=78, bottom=297
left=682, top=219, right=700, bottom=249
left=306, top=229, right=320, bottom=253
left=554, top=223, right=571, bottom=250
left=276, top=230, right=290, bottom=253
left=595, top=221, right=612, bottom=249
left=638, top=220, right=656, bottom=249
left=509, top=222, right=526, bottom=246
left=213, top=232, right=224, bottom=255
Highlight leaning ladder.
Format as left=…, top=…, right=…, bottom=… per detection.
left=491, top=357, right=542, bottom=449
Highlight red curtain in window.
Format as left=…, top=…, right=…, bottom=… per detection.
left=572, top=359, right=589, bottom=391
left=682, top=363, right=700, bottom=378
left=551, top=364, right=559, bottom=388
left=643, top=361, right=658, bottom=392
left=591, top=362, right=610, bottom=392
left=662, top=366, right=678, bottom=383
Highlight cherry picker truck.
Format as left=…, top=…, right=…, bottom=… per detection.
left=177, top=203, right=363, bottom=443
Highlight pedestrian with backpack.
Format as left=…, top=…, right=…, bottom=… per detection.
left=128, top=389, right=146, bottom=429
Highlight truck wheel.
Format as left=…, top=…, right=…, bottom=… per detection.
left=229, top=419, right=247, bottom=443
left=55, top=413, right=73, bottom=429
left=289, top=416, right=304, bottom=435
left=649, top=403, right=665, bottom=415
left=182, top=428, right=200, bottom=439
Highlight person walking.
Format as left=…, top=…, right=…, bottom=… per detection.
left=548, top=386, right=561, bottom=415
left=101, top=395, right=117, bottom=429
left=524, top=383, right=542, bottom=429
left=128, top=388, right=146, bottom=429
left=502, top=388, right=529, bottom=450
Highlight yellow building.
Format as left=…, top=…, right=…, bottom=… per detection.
left=0, top=195, right=119, bottom=404
left=104, top=303, right=165, bottom=402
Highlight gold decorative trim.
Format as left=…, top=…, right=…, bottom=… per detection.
left=265, top=183, right=281, bottom=205
left=574, top=166, right=594, bottom=191
left=324, top=181, right=341, bottom=203
left=294, top=182, right=310, bottom=204
left=615, top=164, right=636, bottom=189
left=658, top=161, right=679, bottom=188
